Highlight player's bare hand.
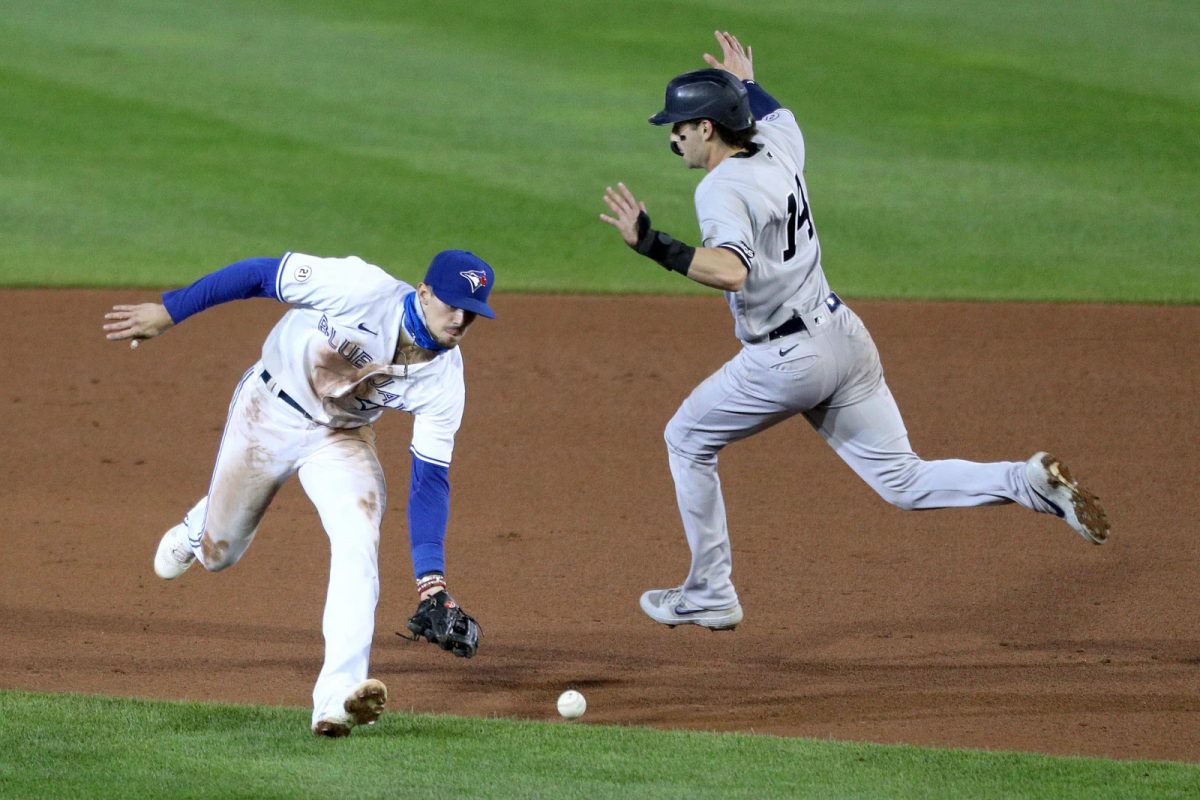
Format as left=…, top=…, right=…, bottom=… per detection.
left=600, top=182, right=647, bottom=248
left=103, top=302, right=174, bottom=347
left=703, top=30, right=754, bottom=82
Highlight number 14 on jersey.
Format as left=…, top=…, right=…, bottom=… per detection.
left=783, top=175, right=813, bottom=261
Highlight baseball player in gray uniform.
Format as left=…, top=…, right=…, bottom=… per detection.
left=600, top=31, right=1109, bottom=631
left=103, top=249, right=493, bottom=734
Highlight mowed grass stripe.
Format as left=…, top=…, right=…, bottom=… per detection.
left=1, top=690, right=1196, bottom=800
left=0, top=2, right=687, bottom=292
left=1, top=1, right=1197, bottom=298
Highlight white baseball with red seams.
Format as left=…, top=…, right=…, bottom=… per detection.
left=556, top=690, right=586, bottom=719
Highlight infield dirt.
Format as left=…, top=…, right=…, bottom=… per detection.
left=3, top=290, right=1197, bottom=762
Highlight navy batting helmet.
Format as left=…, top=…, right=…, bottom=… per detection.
left=648, top=69, right=753, bottom=131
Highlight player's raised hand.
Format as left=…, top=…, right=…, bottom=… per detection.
left=103, top=302, right=175, bottom=348
left=600, top=182, right=648, bottom=248
left=703, top=30, right=754, bottom=82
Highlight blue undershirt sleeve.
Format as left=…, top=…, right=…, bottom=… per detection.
left=744, top=81, right=782, bottom=119
left=161, top=257, right=282, bottom=324
left=408, top=456, right=451, bottom=577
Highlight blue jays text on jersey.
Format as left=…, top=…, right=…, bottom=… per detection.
left=317, top=313, right=374, bottom=369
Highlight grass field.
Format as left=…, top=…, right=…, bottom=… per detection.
left=1, top=0, right=1197, bottom=300
left=2, top=2, right=1197, bottom=798
left=1, top=691, right=1197, bottom=800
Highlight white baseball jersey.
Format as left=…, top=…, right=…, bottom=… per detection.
left=694, top=108, right=833, bottom=342
left=263, top=252, right=463, bottom=467
left=159, top=249, right=487, bottom=730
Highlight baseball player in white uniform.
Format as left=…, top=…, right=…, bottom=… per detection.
left=103, top=249, right=494, bottom=735
left=601, top=31, right=1109, bottom=631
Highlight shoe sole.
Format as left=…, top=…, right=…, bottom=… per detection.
left=312, top=679, right=387, bottom=738
left=344, top=679, right=388, bottom=727
left=640, top=593, right=742, bottom=631
left=665, top=621, right=739, bottom=632
left=312, top=720, right=352, bottom=738
left=1039, top=454, right=1110, bottom=545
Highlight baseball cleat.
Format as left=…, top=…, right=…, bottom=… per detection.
left=1026, top=452, right=1110, bottom=545
left=153, top=523, right=196, bottom=579
left=312, top=678, right=388, bottom=738
left=639, top=587, right=743, bottom=630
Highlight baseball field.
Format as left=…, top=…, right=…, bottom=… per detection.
left=2, top=2, right=1198, bottom=798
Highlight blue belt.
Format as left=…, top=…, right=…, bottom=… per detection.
left=766, top=292, right=842, bottom=341
left=259, top=369, right=313, bottom=420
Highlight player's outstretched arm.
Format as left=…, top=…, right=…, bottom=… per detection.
left=103, top=256, right=283, bottom=351
left=703, top=30, right=754, bottom=82
left=703, top=31, right=781, bottom=119
left=103, top=303, right=175, bottom=345
left=601, top=183, right=746, bottom=292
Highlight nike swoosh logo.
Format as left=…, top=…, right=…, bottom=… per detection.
left=357, top=323, right=378, bottom=335
left=672, top=606, right=709, bottom=616
left=779, top=344, right=799, bottom=356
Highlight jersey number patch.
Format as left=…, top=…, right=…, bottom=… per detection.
left=783, top=175, right=813, bottom=261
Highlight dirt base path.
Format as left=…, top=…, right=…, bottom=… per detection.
left=2, top=290, right=1196, bottom=762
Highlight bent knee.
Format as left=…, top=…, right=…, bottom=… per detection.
left=199, top=533, right=238, bottom=571
left=663, top=415, right=720, bottom=464
left=876, top=490, right=920, bottom=512
left=663, top=413, right=687, bottom=452
left=869, top=459, right=922, bottom=511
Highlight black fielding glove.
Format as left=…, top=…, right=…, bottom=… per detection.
left=400, top=590, right=481, bottom=658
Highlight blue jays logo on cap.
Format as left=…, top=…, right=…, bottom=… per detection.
left=459, top=270, right=488, bottom=293
left=424, top=250, right=497, bottom=319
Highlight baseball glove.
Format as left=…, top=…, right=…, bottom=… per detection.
left=399, top=590, right=481, bottom=658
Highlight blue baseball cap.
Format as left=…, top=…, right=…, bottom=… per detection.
left=423, top=250, right=496, bottom=319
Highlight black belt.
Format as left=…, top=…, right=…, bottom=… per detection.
left=766, top=316, right=808, bottom=341
left=766, top=292, right=843, bottom=341
left=259, top=369, right=313, bottom=420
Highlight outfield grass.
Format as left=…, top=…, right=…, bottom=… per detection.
left=0, top=691, right=1195, bottom=800
left=0, top=1, right=1196, bottom=300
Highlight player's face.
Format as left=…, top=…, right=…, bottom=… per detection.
left=418, top=284, right=477, bottom=349
left=670, top=121, right=707, bottom=169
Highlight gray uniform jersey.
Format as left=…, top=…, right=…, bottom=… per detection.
left=694, top=108, right=832, bottom=342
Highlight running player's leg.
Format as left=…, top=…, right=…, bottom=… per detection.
left=664, top=345, right=831, bottom=609
left=804, top=312, right=1044, bottom=511
left=804, top=382, right=1041, bottom=509
left=296, top=426, right=386, bottom=728
left=181, top=368, right=298, bottom=570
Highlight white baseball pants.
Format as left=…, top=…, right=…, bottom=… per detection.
left=178, top=365, right=387, bottom=725
left=665, top=306, right=1049, bottom=610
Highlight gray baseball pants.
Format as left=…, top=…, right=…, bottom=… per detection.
left=665, top=304, right=1051, bottom=610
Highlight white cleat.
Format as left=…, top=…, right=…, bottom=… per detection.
left=639, top=587, right=743, bottom=630
left=312, top=679, right=388, bottom=738
left=153, top=524, right=196, bottom=579
left=1026, top=452, right=1110, bottom=545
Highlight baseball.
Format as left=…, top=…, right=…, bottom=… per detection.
left=556, top=689, right=586, bottom=720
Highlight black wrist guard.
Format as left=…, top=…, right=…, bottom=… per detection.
left=633, top=211, right=694, bottom=276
